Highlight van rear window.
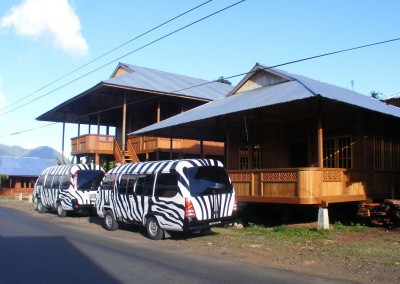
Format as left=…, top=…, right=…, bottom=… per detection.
left=77, top=170, right=104, bottom=190
left=186, top=166, right=232, bottom=196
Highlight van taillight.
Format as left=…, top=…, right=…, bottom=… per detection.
left=233, top=197, right=237, bottom=212
left=184, top=198, right=196, bottom=219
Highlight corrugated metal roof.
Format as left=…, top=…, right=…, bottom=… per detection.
left=103, top=63, right=233, bottom=101
left=131, top=63, right=400, bottom=136
left=0, top=157, right=55, bottom=176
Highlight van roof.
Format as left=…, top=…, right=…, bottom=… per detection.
left=107, top=159, right=223, bottom=175
left=40, top=164, right=104, bottom=176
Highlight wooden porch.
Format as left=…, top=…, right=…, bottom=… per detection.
left=71, top=134, right=223, bottom=164
left=229, top=168, right=368, bottom=205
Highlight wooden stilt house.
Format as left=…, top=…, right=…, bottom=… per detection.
left=131, top=63, right=400, bottom=206
left=36, top=63, right=233, bottom=166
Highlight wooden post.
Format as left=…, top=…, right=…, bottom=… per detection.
left=170, top=131, right=173, bottom=160
left=200, top=140, right=204, bottom=158
left=61, top=121, right=65, bottom=165
left=318, top=116, right=323, bottom=168
left=157, top=101, right=161, bottom=122
left=225, top=130, right=230, bottom=168
left=122, top=93, right=127, bottom=152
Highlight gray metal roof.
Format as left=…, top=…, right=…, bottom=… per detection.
left=103, top=63, right=233, bottom=101
left=131, top=63, right=400, bottom=136
left=0, top=156, right=55, bottom=177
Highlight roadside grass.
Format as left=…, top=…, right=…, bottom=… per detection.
left=0, top=196, right=15, bottom=201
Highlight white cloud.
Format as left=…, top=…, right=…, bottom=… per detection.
left=0, top=0, right=88, bottom=58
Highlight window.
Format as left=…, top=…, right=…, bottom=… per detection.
left=374, top=137, right=400, bottom=170
left=101, top=174, right=116, bottom=190
left=60, top=175, right=71, bottom=190
left=239, top=145, right=261, bottom=169
left=239, top=146, right=249, bottom=170
left=118, top=174, right=129, bottom=194
left=52, top=175, right=61, bottom=189
left=185, top=166, right=232, bottom=196
left=44, top=176, right=54, bottom=189
left=36, top=176, right=44, bottom=186
left=77, top=170, right=104, bottom=190
left=323, top=136, right=352, bottom=168
left=155, top=173, right=179, bottom=197
left=126, top=175, right=136, bottom=195
left=135, top=175, right=155, bottom=196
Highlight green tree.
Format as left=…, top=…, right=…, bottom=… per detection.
left=370, top=90, right=383, bottom=99
left=216, top=76, right=232, bottom=85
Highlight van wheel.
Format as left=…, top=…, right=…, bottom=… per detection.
left=104, top=210, right=118, bottom=231
left=146, top=217, right=164, bottom=240
left=56, top=202, right=67, bottom=218
left=37, top=200, right=47, bottom=213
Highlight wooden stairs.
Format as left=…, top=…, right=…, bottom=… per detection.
left=113, top=139, right=140, bottom=164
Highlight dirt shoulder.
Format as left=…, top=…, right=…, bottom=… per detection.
left=1, top=198, right=399, bottom=283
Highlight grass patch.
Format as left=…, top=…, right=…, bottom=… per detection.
left=332, top=221, right=370, bottom=232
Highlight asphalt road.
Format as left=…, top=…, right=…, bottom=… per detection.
left=0, top=206, right=351, bottom=284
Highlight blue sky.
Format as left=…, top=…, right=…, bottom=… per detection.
left=0, top=0, right=399, bottom=157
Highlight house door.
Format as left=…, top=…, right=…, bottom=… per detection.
left=291, top=141, right=308, bottom=167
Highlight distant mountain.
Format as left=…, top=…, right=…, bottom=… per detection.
left=0, top=144, right=62, bottom=162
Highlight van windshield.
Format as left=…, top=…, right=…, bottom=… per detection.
left=186, top=166, right=232, bottom=196
left=77, top=170, right=104, bottom=191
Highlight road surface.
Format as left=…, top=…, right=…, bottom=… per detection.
left=0, top=206, right=351, bottom=283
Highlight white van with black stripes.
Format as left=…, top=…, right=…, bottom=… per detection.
left=96, top=159, right=237, bottom=240
left=33, top=164, right=105, bottom=217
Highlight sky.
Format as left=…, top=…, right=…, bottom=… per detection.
left=0, top=0, right=399, bottom=158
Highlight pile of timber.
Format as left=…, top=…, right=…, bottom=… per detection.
left=357, top=199, right=400, bottom=228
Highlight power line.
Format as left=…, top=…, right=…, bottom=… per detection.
left=3, top=36, right=399, bottom=137
left=0, top=122, right=58, bottom=137
left=0, top=0, right=214, bottom=112
left=0, top=0, right=245, bottom=118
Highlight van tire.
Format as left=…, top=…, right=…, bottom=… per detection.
left=104, top=210, right=118, bottom=231
left=37, top=200, right=47, bottom=213
left=56, top=202, right=67, bottom=218
left=146, top=217, right=164, bottom=240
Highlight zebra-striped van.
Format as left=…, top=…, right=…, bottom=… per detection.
left=96, top=159, right=237, bottom=240
left=33, top=164, right=105, bottom=217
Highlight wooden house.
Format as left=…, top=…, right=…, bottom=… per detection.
left=0, top=156, right=55, bottom=196
left=36, top=64, right=233, bottom=166
left=131, top=63, right=400, bottom=206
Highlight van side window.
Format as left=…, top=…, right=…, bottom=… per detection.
left=36, top=176, right=44, bottom=186
left=143, top=174, right=155, bottom=197
left=155, top=173, right=179, bottom=197
left=52, top=175, right=61, bottom=189
left=118, top=174, right=129, bottom=195
left=135, top=174, right=155, bottom=196
left=44, top=175, right=53, bottom=189
left=101, top=174, right=116, bottom=190
left=60, top=175, right=71, bottom=190
left=135, top=176, right=145, bottom=196
left=126, top=175, right=136, bottom=195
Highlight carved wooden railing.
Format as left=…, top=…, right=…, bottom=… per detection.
left=229, top=168, right=367, bottom=205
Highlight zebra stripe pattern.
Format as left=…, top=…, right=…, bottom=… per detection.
left=97, top=159, right=235, bottom=232
left=34, top=164, right=103, bottom=211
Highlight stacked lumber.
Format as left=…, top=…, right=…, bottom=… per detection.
left=357, top=199, right=400, bottom=228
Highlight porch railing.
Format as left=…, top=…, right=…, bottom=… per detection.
left=228, top=168, right=367, bottom=205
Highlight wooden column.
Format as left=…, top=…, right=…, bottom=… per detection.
left=157, top=101, right=161, bottom=122
left=225, top=130, right=230, bottom=168
left=318, top=116, right=324, bottom=168
left=122, top=93, right=127, bottom=151
left=61, top=121, right=65, bottom=165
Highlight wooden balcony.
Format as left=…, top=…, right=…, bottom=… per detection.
left=71, top=134, right=114, bottom=156
left=229, top=168, right=368, bottom=205
left=128, top=136, right=223, bottom=156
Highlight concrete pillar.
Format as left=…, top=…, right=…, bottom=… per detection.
left=317, top=207, right=330, bottom=230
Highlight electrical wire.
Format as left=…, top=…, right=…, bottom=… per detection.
left=0, top=0, right=245, bottom=118
left=2, top=39, right=399, bottom=137
left=0, top=0, right=214, bottom=112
